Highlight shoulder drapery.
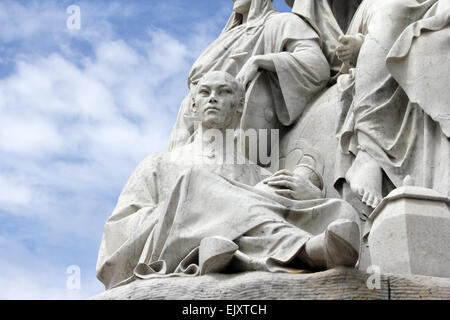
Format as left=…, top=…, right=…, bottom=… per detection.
left=188, top=0, right=276, bottom=87
left=386, top=2, right=450, bottom=137
left=222, top=0, right=276, bottom=35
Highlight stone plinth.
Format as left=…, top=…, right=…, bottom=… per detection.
left=92, top=268, right=450, bottom=300
left=368, top=186, right=450, bottom=278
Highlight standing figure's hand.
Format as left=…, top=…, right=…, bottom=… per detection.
left=336, top=34, right=364, bottom=65
left=236, top=56, right=261, bottom=89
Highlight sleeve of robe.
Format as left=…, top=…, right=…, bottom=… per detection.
left=96, top=154, right=162, bottom=289
left=264, top=13, right=331, bottom=126
left=290, top=0, right=358, bottom=74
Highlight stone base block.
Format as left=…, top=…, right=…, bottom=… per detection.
left=368, top=186, right=450, bottom=278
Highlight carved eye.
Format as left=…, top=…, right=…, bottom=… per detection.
left=199, top=89, right=209, bottom=96
left=220, top=88, right=232, bottom=95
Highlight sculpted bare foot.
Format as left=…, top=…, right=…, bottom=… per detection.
left=345, top=150, right=383, bottom=208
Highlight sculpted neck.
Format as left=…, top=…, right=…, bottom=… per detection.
left=196, top=125, right=231, bottom=148
left=193, top=125, right=240, bottom=161
left=241, top=12, right=249, bottom=24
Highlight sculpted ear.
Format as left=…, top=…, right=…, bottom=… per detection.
left=190, top=96, right=198, bottom=115
left=233, top=81, right=245, bottom=115
left=237, top=96, right=245, bottom=114
left=233, top=93, right=244, bottom=116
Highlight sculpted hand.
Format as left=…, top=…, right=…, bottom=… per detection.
left=336, top=34, right=364, bottom=65
left=262, top=169, right=322, bottom=201
left=236, top=56, right=261, bottom=89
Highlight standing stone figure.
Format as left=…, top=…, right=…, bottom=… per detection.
left=167, top=0, right=330, bottom=151
left=96, top=72, right=361, bottom=290
left=289, top=0, right=450, bottom=208
left=334, top=0, right=450, bottom=208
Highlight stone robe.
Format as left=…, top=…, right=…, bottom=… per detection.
left=334, top=0, right=450, bottom=197
left=167, top=0, right=330, bottom=150
left=96, top=142, right=359, bottom=290
left=386, top=1, right=450, bottom=138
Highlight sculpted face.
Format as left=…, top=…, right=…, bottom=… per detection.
left=233, top=0, right=252, bottom=15
left=194, top=72, right=243, bottom=130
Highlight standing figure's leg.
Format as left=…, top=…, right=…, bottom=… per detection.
left=345, top=0, right=434, bottom=208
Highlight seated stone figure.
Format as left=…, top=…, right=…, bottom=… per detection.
left=96, top=72, right=361, bottom=290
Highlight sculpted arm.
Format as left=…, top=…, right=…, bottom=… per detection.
left=236, top=55, right=275, bottom=88
left=336, top=34, right=365, bottom=67
left=259, top=165, right=323, bottom=201
left=236, top=37, right=328, bottom=88
left=254, top=153, right=324, bottom=201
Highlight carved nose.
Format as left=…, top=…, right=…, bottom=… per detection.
left=209, top=95, right=218, bottom=103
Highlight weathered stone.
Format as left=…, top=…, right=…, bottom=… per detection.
left=95, top=0, right=450, bottom=299
left=368, top=186, right=450, bottom=278
left=92, top=268, right=450, bottom=300
left=97, top=71, right=362, bottom=290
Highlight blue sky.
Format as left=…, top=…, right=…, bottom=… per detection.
left=0, top=0, right=291, bottom=299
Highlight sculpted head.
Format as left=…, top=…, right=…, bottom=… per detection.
left=233, top=0, right=273, bottom=15
left=233, top=0, right=252, bottom=14
left=192, top=71, right=245, bottom=130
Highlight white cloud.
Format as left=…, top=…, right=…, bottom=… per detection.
left=0, top=38, right=181, bottom=214
left=0, top=175, right=32, bottom=206
left=0, top=112, right=64, bottom=156
left=0, top=1, right=63, bottom=42
left=0, top=236, right=104, bottom=300
left=0, top=263, right=104, bottom=300
left=0, top=0, right=226, bottom=299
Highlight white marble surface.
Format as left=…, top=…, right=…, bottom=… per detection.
left=96, top=0, right=450, bottom=295
left=369, top=187, right=450, bottom=278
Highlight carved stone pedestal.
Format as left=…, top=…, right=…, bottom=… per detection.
left=368, top=187, right=450, bottom=278
left=91, top=268, right=450, bottom=300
